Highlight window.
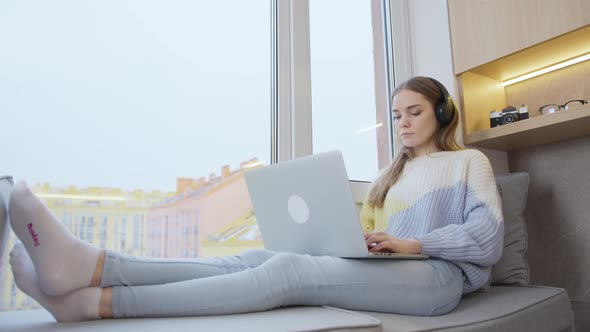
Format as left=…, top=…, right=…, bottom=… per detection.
left=79, top=217, right=86, bottom=241
left=0, top=0, right=395, bottom=312
left=0, top=1, right=270, bottom=311
left=87, top=216, right=94, bottom=244
left=309, top=0, right=391, bottom=181
left=101, top=216, right=108, bottom=248
left=133, top=215, right=140, bottom=249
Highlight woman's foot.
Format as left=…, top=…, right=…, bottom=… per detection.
left=10, top=243, right=101, bottom=322
left=9, top=181, right=101, bottom=296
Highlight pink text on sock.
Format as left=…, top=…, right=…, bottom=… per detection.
left=27, top=223, right=40, bottom=247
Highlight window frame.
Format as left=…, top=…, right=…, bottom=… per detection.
left=274, top=0, right=396, bottom=170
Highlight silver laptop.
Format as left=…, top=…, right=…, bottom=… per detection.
left=244, top=150, right=428, bottom=259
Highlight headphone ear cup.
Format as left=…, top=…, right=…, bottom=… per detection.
left=429, top=77, right=456, bottom=126
left=437, top=97, right=455, bottom=125
left=435, top=102, right=445, bottom=124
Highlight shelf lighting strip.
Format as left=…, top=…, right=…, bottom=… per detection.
left=502, top=53, right=590, bottom=87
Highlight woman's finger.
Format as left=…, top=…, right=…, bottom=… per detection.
left=369, top=241, right=394, bottom=252
left=365, top=234, right=394, bottom=245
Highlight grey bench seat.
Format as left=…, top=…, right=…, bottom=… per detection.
left=0, top=305, right=381, bottom=332
left=359, top=285, right=574, bottom=332
left=0, top=285, right=574, bottom=332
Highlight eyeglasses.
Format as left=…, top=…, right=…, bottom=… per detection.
left=538, top=99, right=588, bottom=115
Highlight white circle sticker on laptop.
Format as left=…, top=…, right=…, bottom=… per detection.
left=287, top=194, right=310, bottom=224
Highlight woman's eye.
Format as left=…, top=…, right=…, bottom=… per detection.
left=393, top=116, right=401, bottom=120
left=411, top=112, right=421, bottom=117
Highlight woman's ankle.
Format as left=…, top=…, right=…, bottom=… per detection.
left=90, top=250, right=106, bottom=287
left=99, top=287, right=113, bottom=319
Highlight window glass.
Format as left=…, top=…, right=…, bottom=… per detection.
left=0, top=0, right=269, bottom=311
left=309, top=0, right=382, bottom=181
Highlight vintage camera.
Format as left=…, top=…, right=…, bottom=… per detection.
left=518, top=104, right=529, bottom=120
left=490, top=105, right=528, bottom=128
left=490, top=110, right=502, bottom=128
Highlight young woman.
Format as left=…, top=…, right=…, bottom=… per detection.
left=8, top=76, right=503, bottom=322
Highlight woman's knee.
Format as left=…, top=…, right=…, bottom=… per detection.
left=428, top=290, right=462, bottom=316
left=421, top=261, right=463, bottom=316
left=378, top=283, right=461, bottom=316
left=380, top=260, right=463, bottom=316
left=242, top=252, right=314, bottom=306
left=259, top=252, right=316, bottom=280
left=265, top=252, right=308, bottom=269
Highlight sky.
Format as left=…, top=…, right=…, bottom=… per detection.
left=0, top=0, right=380, bottom=192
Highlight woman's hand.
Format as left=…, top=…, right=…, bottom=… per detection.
left=364, top=232, right=422, bottom=254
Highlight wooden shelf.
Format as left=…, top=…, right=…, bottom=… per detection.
left=465, top=105, right=590, bottom=151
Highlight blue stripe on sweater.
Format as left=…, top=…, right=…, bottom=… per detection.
left=385, top=181, right=502, bottom=293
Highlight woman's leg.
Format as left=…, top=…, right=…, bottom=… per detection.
left=109, top=253, right=464, bottom=318
left=8, top=181, right=463, bottom=320
left=100, top=248, right=275, bottom=287
left=8, top=181, right=276, bottom=293
left=11, top=250, right=463, bottom=321
left=9, top=241, right=276, bottom=321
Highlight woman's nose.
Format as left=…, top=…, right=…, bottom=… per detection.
left=396, top=117, right=410, bottom=128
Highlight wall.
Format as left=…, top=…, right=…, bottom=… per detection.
left=400, top=0, right=509, bottom=174
left=509, top=136, right=590, bottom=332
left=406, top=0, right=455, bottom=96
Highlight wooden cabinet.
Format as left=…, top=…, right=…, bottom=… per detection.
left=448, top=0, right=590, bottom=74
left=448, top=0, right=590, bottom=151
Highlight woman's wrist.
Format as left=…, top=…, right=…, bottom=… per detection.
left=408, top=238, right=422, bottom=254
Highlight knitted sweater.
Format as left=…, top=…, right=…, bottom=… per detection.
left=360, top=149, right=504, bottom=293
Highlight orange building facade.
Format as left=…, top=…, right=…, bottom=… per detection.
left=0, top=159, right=264, bottom=311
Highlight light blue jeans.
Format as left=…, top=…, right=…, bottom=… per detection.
left=100, top=249, right=464, bottom=318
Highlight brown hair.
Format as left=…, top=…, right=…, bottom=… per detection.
left=366, top=76, right=463, bottom=209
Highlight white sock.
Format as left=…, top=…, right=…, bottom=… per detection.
left=9, top=181, right=100, bottom=296
left=9, top=242, right=101, bottom=322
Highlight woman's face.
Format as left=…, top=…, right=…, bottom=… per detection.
left=392, top=89, right=439, bottom=157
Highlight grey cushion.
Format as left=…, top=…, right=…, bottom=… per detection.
left=358, top=285, right=574, bottom=332
left=492, top=172, right=530, bottom=285
left=0, top=306, right=382, bottom=332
